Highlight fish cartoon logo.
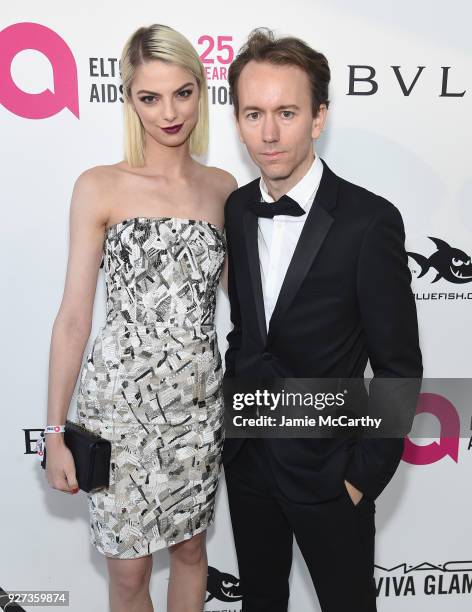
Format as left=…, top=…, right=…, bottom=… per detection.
left=206, top=566, right=242, bottom=603
left=402, top=393, right=460, bottom=465
left=408, top=237, right=472, bottom=284
left=0, top=22, right=79, bottom=119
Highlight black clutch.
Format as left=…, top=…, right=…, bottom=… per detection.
left=39, top=420, right=111, bottom=493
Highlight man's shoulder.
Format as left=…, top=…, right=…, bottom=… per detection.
left=332, top=165, right=402, bottom=223
left=225, top=177, right=260, bottom=214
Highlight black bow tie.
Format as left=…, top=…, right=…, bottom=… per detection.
left=250, top=194, right=306, bottom=219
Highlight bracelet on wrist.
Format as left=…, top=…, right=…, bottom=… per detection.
left=44, top=425, right=66, bottom=434
left=36, top=426, right=65, bottom=459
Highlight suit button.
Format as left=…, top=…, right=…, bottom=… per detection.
left=262, top=351, right=272, bottom=361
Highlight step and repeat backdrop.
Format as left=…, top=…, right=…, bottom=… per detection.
left=1, top=1, right=471, bottom=610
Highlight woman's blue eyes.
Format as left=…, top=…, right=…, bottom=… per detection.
left=139, top=89, right=193, bottom=104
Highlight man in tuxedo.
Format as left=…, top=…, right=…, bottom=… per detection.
left=223, top=29, right=423, bottom=612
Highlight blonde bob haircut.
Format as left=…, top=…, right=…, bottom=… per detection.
left=121, top=24, right=209, bottom=166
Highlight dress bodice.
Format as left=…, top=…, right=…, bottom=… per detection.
left=101, top=216, right=226, bottom=328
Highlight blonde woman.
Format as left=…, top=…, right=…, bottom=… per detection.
left=43, top=24, right=236, bottom=612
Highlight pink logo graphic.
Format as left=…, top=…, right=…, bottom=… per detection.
left=403, top=393, right=460, bottom=465
left=0, top=22, right=79, bottom=118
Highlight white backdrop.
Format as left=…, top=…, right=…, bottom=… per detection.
left=1, top=1, right=472, bottom=610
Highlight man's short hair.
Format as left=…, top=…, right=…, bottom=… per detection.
left=228, top=28, right=330, bottom=118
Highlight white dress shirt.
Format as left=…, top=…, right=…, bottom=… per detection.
left=258, top=155, right=324, bottom=329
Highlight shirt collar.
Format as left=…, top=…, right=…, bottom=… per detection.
left=259, top=155, right=323, bottom=213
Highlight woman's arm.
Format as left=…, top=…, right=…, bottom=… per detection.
left=210, top=167, right=237, bottom=296
left=45, top=168, right=109, bottom=493
left=220, top=255, right=228, bottom=296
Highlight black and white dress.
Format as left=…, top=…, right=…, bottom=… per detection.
left=76, top=216, right=225, bottom=559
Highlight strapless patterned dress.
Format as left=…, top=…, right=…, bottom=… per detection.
left=75, top=216, right=226, bottom=559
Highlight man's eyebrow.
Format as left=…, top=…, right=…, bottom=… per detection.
left=241, top=104, right=300, bottom=113
left=136, top=82, right=195, bottom=95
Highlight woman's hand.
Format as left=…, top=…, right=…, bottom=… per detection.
left=45, top=436, right=79, bottom=494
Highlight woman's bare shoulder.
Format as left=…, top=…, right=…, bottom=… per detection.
left=74, top=163, right=125, bottom=193
left=199, top=165, right=238, bottom=201
left=70, top=164, right=126, bottom=227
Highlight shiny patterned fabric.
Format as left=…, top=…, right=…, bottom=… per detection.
left=75, top=216, right=226, bottom=558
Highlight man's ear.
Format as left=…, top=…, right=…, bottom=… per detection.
left=311, top=104, right=328, bottom=140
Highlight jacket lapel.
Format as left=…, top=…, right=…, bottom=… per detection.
left=243, top=208, right=268, bottom=344
left=267, top=159, right=339, bottom=340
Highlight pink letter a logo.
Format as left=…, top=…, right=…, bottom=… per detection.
left=0, top=22, right=79, bottom=118
left=403, top=393, right=460, bottom=465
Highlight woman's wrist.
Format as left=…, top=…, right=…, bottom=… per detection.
left=43, top=424, right=66, bottom=447
left=45, top=432, right=65, bottom=448
left=44, top=425, right=66, bottom=434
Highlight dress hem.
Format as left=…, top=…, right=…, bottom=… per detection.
left=92, top=520, right=214, bottom=560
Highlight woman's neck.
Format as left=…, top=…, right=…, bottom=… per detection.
left=140, top=133, right=195, bottom=178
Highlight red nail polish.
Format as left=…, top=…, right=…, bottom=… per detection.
left=72, top=487, right=79, bottom=494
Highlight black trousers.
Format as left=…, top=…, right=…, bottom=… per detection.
left=224, top=439, right=377, bottom=612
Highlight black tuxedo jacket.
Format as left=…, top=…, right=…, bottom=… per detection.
left=223, top=158, right=423, bottom=502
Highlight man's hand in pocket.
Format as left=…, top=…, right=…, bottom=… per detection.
left=344, top=479, right=363, bottom=506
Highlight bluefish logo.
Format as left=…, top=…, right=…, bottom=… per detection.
left=206, top=566, right=242, bottom=603
left=0, top=22, right=79, bottom=118
left=408, top=237, right=472, bottom=284
left=402, top=393, right=460, bottom=465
